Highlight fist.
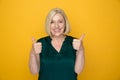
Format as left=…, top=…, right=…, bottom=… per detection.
left=72, top=34, right=85, bottom=50
left=32, top=37, right=42, bottom=55
left=73, top=39, right=81, bottom=50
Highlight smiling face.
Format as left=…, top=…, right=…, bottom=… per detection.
left=50, top=13, right=65, bottom=37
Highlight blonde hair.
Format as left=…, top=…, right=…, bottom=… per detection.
left=45, top=8, right=70, bottom=36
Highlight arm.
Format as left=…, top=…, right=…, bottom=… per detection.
left=29, top=47, right=40, bottom=75
left=74, top=42, right=85, bottom=74
left=29, top=37, right=42, bottom=75
left=73, top=34, right=85, bottom=74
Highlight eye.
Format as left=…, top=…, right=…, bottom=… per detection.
left=59, top=21, right=63, bottom=23
left=50, top=21, right=54, bottom=24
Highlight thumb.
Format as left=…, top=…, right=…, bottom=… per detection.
left=79, top=34, right=85, bottom=41
left=32, top=37, right=36, bottom=44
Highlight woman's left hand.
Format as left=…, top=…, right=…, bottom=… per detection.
left=72, top=34, right=85, bottom=51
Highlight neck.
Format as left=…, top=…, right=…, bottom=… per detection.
left=51, top=35, right=66, bottom=41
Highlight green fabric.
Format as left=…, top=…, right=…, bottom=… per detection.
left=37, top=35, right=77, bottom=80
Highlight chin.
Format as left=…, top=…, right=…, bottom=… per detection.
left=52, top=33, right=64, bottom=37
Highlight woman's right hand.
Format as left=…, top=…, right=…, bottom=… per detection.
left=32, top=37, right=42, bottom=55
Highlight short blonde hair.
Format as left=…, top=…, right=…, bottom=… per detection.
left=45, top=8, right=70, bottom=36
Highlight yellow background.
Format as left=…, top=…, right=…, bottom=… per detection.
left=0, top=0, right=120, bottom=80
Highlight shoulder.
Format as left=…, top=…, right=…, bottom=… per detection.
left=37, top=36, right=50, bottom=43
left=66, top=35, right=77, bottom=43
left=67, top=35, right=76, bottom=39
left=66, top=35, right=77, bottom=40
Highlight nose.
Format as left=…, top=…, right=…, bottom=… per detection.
left=55, top=23, right=59, bottom=28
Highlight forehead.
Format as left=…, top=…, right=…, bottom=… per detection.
left=52, top=13, right=64, bottom=20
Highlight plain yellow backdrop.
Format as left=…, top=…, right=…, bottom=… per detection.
left=0, top=0, right=120, bottom=80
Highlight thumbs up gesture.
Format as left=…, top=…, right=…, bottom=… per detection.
left=72, top=34, right=85, bottom=51
left=32, top=37, right=42, bottom=55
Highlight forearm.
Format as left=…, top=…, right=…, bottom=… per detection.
left=75, top=47, right=85, bottom=74
left=29, top=48, right=40, bottom=74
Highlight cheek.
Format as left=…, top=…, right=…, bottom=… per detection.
left=61, top=26, right=65, bottom=31
left=62, top=25, right=65, bottom=32
left=59, top=23, right=65, bottom=29
left=50, top=24, right=55, bottom=29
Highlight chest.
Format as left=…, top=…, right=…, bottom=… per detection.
left=40, top=43, right=76, bottom=64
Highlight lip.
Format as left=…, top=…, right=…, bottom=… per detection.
left=54, top=29, right=61, bottom=32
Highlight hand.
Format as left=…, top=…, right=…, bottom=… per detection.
left=32, top=37, right=42, bottom=55
left=72, top=34, right=85, bottom=51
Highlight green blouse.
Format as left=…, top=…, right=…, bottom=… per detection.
left=37, top=35, right=77, bottom=80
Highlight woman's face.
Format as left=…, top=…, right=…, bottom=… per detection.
left=50, top=13, right=65, bottom=37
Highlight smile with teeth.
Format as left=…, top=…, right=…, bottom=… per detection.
left=54, top=28, right=61, bottom=32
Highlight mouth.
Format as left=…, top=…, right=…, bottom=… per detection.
left=54, top=28, right=62, bottom=32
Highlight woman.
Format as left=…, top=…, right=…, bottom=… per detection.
left=29, top=8, right=85, bottom=80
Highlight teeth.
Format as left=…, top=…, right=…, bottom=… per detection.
left=54, top=29, right=60, bottom=32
